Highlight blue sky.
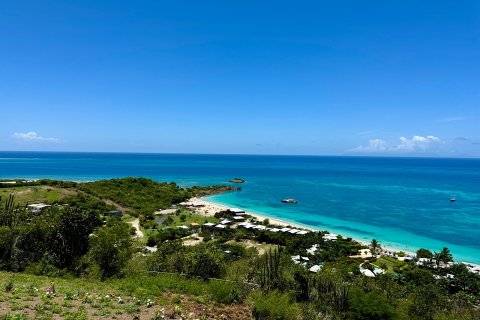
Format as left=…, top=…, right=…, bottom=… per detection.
left=1, top=1, right=479, bottom=156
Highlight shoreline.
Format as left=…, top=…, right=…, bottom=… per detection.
left=198, top=197, right=479, bottom=270
left=192, top=196, right=417, bottom=259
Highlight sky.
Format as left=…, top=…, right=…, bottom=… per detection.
left=0, top=1, right=479, bottom=157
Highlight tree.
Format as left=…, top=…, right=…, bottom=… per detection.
left=349, top=289, right=396, bottom=320
left=370, top=239, right=380, bottom=258
left=433, top=247, right=453, bottom=269
left=183, top=245, right=224, bottom=279
left=438, top=247, right=453, bottom=266
left=404, top=268, right=435, bottom=287
left=449, top=263, right=480, bottom=294
left=416, top=248, right=433, bottom=259
left=87, top=221, right=133, bottom=279
left=49, top=207, right=101, bottom=268
left=409, top=284, right=448, bottom=320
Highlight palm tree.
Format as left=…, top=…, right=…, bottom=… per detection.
left=439, top=247, right=453, bottom=266
left=433, top=247, right=453, bottom=269
left=433, top=252, right=441, bottom=269
left=370, top=239, right=380, bottom=258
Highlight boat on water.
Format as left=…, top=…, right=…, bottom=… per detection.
left=281, top=198, right=298, bottom=204
left=450, top=196, right=456, bottom=202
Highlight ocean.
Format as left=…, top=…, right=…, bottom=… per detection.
left=1, top=151, right=479, bottom=263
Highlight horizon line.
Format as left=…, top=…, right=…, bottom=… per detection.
left=0, top=150, right=479, bottom=160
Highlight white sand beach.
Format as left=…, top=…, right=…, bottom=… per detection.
left=187, top=197, right=308, bottom=230
left=187, top=197, right=416, bottom=258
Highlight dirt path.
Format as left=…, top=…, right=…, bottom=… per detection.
left=128, top=218, right=144, bottom=238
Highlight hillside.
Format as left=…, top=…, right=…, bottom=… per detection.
left=0, top=178, right=479, bottom=319
left=0, top=271, right=252, bottom=319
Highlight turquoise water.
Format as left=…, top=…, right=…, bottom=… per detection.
left=1, top=152, right=480, bottom=263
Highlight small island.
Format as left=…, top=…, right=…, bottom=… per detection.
left=229, top=177, right=246, bottom=183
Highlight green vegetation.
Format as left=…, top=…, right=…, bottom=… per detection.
left=0, top=186, right=71, bottom=205
left=161, top=210, right=218, bottom=227
left=78, top=178, right=191, bottom=215
left=78, top=177, right=239, bottom=215
left=1, top=178, right=480, bottom=319
left=374, top=256, right=406, bottom=274
left=0, top=271, right=251, bottom=319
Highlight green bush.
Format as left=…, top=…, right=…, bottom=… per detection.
left=208, top=280, right=244, bottom=304
left=251, top=291, right=299, bottom=320
left=348, top=289, right=396, bottom=320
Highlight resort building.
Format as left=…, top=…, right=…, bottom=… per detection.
left=27, top=203, right=51, bottom=214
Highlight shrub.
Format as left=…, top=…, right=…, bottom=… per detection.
left=251, top=291, right=299, bottom=319
left=348, top=289, right=396, bottom=320
left=184, top=245, right=224, bottom=279
left=208, top=280, right=244, bottom=304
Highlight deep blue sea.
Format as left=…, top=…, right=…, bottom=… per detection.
left=1, top=151, right=480, bottom=263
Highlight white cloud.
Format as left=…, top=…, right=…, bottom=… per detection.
left=351, top=135, right=444, bottom=154
left=12, top=131, right=60, bottom=142
left=352, top=139, right=388, bottom=152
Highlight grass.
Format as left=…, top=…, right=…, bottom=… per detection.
left=113, top=273, right=241, bottom=304
left=121, top=213, right=136, bottom=223
left=374, top=255, right=406, bottom=274
left=168, top=210, right=219, bottom=227
left=227, top=239, right=278, bottom=255
left=0, top=186, right=75, bottom=205
left=0, top=271, right=251, bottom=319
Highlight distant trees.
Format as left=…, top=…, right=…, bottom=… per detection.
left=79, top=178, right=191, bottom=214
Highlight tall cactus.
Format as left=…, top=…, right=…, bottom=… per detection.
left=0, top=195, right=26, bottom=228
left=310, top=272, right=350, bottom=314
left=333, top=282, right=350, bottom=313
left=258, top=246, right=281, bottom=291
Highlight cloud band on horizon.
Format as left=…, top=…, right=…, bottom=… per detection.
left=350, top=135, right=444, bottom=154
left=12, top=131, right=61, bottom=142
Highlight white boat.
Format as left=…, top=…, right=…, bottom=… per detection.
left=281, top=198, right=298, bottom=204
left=450, top=196, right=456, bottom=202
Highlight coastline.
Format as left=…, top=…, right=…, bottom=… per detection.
left=194, top=196, right=417, bottom=258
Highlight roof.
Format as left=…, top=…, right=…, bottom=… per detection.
left=309, top=265, right=322, bottom=273
left=203, top=222, right=215, bottom=226
left=360, top=269, right=376, bottom=277
left=28, top=203, right=50, bottom=210
left=178, top=225, right=189, bottom=229
left=215, top=224, right=227, bottom=229
left=307, top=244, right=319, bottom=254
left=233, top=216, right=245, bottom=220
left=296, top=230, right=308, bottom=235
left=229, top=208, right=245, bottom=213
left=323, top=233, right=339, bottom=240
